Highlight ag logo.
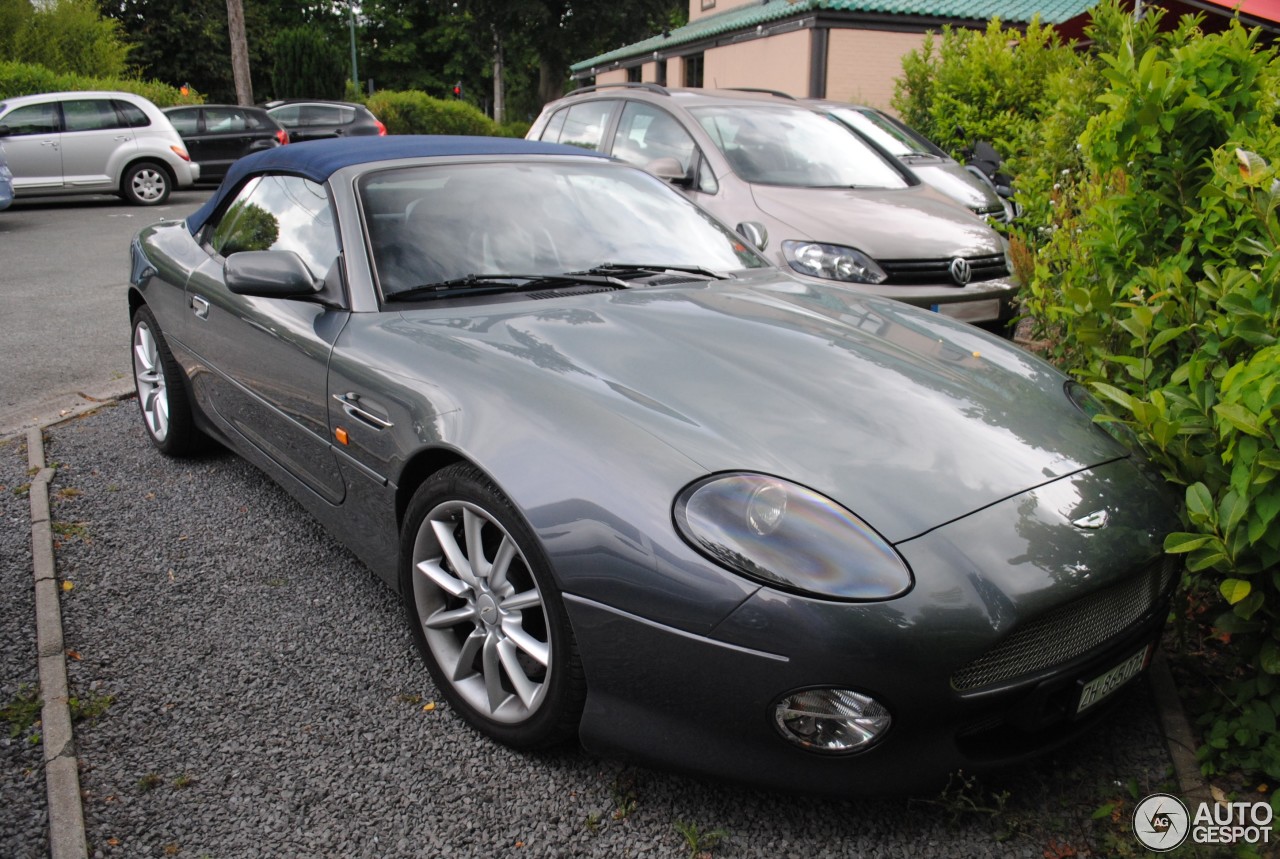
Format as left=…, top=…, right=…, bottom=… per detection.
left=1133, top=793, right=1190, bottom=851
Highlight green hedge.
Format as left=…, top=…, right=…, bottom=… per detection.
left=364, top=89, right=527, bottom=138
left=0, top=60, right=199, bottom=107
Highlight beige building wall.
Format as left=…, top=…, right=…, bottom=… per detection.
left=825, top=29, right=926, bottom=113
left=595, top=69, right=628, bottom=86
left=704, top=28, right=810, bottom=95
left=689, top=0, right=756, bottom=23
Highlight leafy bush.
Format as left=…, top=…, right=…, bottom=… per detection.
left=1014, top=3, right=1280, bottom=779
left=892, top=17, right=1074, bottom=166
left=365, top=89, right=501, bottom=136
left=0, top=60, right=199, bottom=106
left=5, top=0, right=130, bottom=78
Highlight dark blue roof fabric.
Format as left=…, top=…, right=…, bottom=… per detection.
left=185, top=135, right=609, bottom=233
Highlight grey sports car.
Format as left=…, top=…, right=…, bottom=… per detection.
left=128, top=136, right=1178, bottom=794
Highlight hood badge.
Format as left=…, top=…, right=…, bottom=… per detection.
left=948, top=257, right=972, bottom=286
left=1073, top=510, right=1110, bottom=530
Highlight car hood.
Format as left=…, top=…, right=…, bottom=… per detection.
left=748, top=183, right=999, bottom=258
left=390, top=275, right=1129, bottom=544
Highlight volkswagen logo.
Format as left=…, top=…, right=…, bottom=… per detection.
left=948, top=257, right=972, bottom=286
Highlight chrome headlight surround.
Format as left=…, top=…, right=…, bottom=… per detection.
left=673, top=472, right=912, bottom=601
left=782, top=241, right=888, bottom=284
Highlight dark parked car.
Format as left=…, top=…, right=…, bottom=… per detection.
left=127, top=136, right=1178, bottom=795
left=163, top=104, right=289, bottom=184
left=263, top=99, right=386, bottom=142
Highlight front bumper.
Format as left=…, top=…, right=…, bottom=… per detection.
left=565, top=458, right=1179, bottom=795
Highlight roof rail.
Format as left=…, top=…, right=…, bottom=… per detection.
left=721, top=87, right=796, bottom=100
left=566, top=82, right=670, bottom=97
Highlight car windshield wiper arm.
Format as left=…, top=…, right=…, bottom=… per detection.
left=571, top=263, right=729, bottom=280
left=385, top=272, right=627, bottom=302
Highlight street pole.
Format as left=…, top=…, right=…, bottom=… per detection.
left=349, top=3, right=360, bottom=93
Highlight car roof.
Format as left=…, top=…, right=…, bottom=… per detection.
left=1, top=90, right=156, bottom=107
left=185, top=134, right=611, bottom=234
left=164, top=104, right=271, bottom=114
left=551, top=84, right=808, bottom=111
left=263, top=99, right=366, bottom=109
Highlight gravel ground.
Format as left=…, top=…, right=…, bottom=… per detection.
left=2, top=401, right=1187, bottom=858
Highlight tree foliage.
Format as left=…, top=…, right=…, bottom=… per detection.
left=3, top=0, right=131, bottom=78
left=271, top=24, right=345, bottom=100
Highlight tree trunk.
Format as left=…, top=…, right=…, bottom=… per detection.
left=226, top=0, right=253, bottom=106
left=492, top=27, right=505, bottom=124
left=537, top=56, right=563, bottom=110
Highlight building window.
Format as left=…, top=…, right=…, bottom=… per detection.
left=656, top=59, right=667, bottom=87
left=684, top=54, right=704, bottom=88
left=702, top=0, right=716, bottom=9
left=627, top=66, right=642, bottom=83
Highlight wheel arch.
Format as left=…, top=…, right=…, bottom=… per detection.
left=119, top=156, right=177, bottom=195
left=393, top=446, right=470, bottom=533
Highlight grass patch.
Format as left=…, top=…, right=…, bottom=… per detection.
left=1, top=685, right=41, bottom=739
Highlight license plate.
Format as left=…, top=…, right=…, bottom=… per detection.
left=1076, top=645, right=1152, bottom=714
left=931, top=299, right=1000, bottom=322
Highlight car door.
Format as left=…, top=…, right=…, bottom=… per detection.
left=59, top=98, right=135, bottom=190
left=184, top=173, right=350, bottom=503
left=200, top=106, right=257, bottom=178
left=0, top=101, right=63, bottom=192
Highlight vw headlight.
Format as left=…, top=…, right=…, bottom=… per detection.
left=782, top=241, right=887, bottom=284
left=673, top=473, right=912, bottom=600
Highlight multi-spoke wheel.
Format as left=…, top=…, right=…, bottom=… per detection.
left=402, top=464, right=584, bottom=748
left=121, top=161, right=171, bottom=206
left=131, top=305, right=200, bottom=456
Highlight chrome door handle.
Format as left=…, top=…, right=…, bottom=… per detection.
left=333, top=392, right=393, bottom=429
left=191, top=295, right=210, bottom=319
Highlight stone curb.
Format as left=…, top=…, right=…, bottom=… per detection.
left=27, top=426, right=89, bottom=859
left=23, top=391, right=1208, bottom=854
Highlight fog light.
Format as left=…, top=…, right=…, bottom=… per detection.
left=774, top=689, right=890, bottom=753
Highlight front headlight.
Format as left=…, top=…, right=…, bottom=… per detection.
left=673, top=473, right=912, bottom=601
left=782, top=241, right=887, bottom=284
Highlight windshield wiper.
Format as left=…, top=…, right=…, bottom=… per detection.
left=385, top=272, right=626, bottom=302
left=571, top=263, right=729, bottom=280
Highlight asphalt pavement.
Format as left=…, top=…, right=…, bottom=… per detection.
left=0, top=400, right=1192, bottom=859
left=0, top=191, right=213, bottom=439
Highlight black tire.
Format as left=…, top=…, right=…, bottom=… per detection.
left=400, top=463, right=585, bottom=749
left=121, top=161, right=171, bottom=206
left=130, top=305, right=202, bottom=456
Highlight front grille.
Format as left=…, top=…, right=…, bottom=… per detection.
left=950, top=558, right=1177, bottom=692
left=879, top=253, right=1008, bottom=286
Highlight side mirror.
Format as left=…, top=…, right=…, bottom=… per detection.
left=225, top=250, right=322, bottom=298
left=644, top=156, right=691, bottom=187
left=736, top=221, right=768, bottom=251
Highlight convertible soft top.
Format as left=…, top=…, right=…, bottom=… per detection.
left=185, top=135, right=610, bottom=234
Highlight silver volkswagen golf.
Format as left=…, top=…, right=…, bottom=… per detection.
left=529, top=85, right=1018, bottom=328
left=0, top=90, right=199, bottom=205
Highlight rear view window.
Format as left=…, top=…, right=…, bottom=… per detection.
left=301, top=104, right=355, bottom=126
left=114, top=101, right=151, bottom=128
left=205, top=107, right=249, bottom=133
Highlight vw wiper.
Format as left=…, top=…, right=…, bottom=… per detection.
left=385, top=272, right=626, bottom=302
left=572, top=263, right=728, bottom=280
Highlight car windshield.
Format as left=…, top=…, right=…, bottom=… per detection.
left=359, top=160, right=769, bottom=297
left=828, top=107, right=940, bottom=158
left=690, top=105, right=909, bottom=189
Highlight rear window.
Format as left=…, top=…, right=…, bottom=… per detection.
left=62, top=100, right=125, bottom=132
left=114, top=100, right=151, bottom=128
left=167, top=109, right=199, bottom=135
